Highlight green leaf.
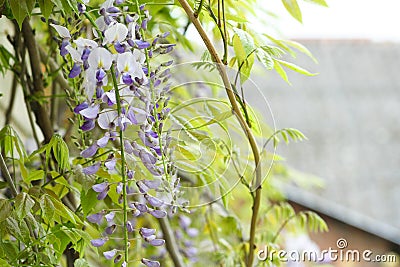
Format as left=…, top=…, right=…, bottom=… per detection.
left=80, top=189, right=97, bottom=217
left=232, top=28, right=255, bottom=61
left=0, top=199, right=11, bottom=223
left=0, top=258, right=11, bottom=267
left=9, top=0, right=35, bottom=29
left=38, top=0, right=55, bottom=19
left=282, top=40, right=318, bottom=63
left=52, top=134, right=71, bottom=171
left=0, top=45, right=15, bottom=76
left=304, top=0, right=328, bottom=7
left=25, top=170, right=45, bottom=183
left=276, top=59, right=317, bottom=76
left=48, top=194, right=82, bottom=224
left=40, top=195, right=55, bottom=222
left=256, top=48, right=274, bottom=70
left=273, top=60, right=290, bottom=85
left=14, top=192, right=35, bottom=220
left=282, top=0, right=302, bottom=23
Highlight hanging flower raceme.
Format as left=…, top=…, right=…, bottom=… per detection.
left=52, top=0, right=180, bottom=265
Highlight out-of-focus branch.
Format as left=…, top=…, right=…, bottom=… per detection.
left=21, top=19, right=53, bottom=143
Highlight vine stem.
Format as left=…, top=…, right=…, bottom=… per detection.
left=177, top=1, right=262, bottom=266
left=134, top=1, right=185, bottom=266
left=111, top=71, right=129, bottom=263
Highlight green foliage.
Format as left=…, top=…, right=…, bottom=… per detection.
left=0, top=0, right=327, bottom=266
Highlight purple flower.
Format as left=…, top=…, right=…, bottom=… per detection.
left=144, top=194, right=163, bottom=207
left=149, top=209, right=166, bottom=218
left=105, top=157, right=117, bottom=171
left=97, top=132, right=110, bottom=147
left=126, top=221, right=134, bottom=232
left=187, top=228, right=199, bottom=238
left=92, top=182, right=108, bottom=192
left=179, top=215, right=191, bottom=229
left=134, top=202, right=148, bottom=213
left=74, top=102, right=89, bottom=114
left=139, top=227, right=156, bottom=237
left=105, top=211, right=115, bottom=222
left=69, top=63, right=82, bottom=78
left=116, top=182, right=123, bottom=194
left=87, top=211, right=104, bottom=224
left=80, top=119, right=95, bottom=131
left=149, top=238, right=165, bottom=246
left=91, top=238, right=107, bottom=247
left=82, top=162, right=101, bottom=175
left=141, top=258, right=160, bottom=267
left=105, top=224, right=116, bottom=235
left=103, top=249, right=116, bottom=260
left=92, top=182, right=110, bottom=200
left=81, top=144, right=98, bottom=158
left=79, top=104, right=100, bottom=119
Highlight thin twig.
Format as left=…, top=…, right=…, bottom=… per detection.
left=0, top=153, right=18, bottom=197
left=5, top=74, right=18, bottom=125
left=176, top=1, right=262, bottom=266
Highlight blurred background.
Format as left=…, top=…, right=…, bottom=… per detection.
left=249, top=0, right=400, bottom=266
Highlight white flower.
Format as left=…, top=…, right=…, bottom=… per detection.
left=50, top=24, right=71, bottom=38
left=103, top=23, right=128, bottom=45
left=65, top=45, right=82, bottom=63
left=88, top=47, right=113, bottom=70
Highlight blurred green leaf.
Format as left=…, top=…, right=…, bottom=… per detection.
left=282, top=0, right=302, bottom=23
left=304, top=0, right=328, bottom=7
left=38, top=0, right=55, bottom=19
left=25, top=170, right=45, bottom=183
left=276, top=59, right=317, bottom=76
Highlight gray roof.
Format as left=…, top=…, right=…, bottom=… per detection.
left=250, top=40, right=400, bottom=244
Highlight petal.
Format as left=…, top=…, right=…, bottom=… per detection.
left=74, top=37, right=98, bottom=49
left=107, top=23, right=128, bottom=44
left=79, top=104, right=99, bottom=119
left=97, top=186, right=110, bottom=200
left=80, top=119, right=95, bottom=131
left=149, top=209, right=166, bottom=219
left=105, top=158, right=117, bottom=171
left=103, top=249, right=116, bottom=260
left=68, top=63, right=82, bottom=78
left=139, top=227, right=156, bottom=237
left=105, top=211, right=115, bottom=222
left=87, top=212, right=103, bottom=224
left=88, top=47, right=113, bottom=70
left=144, top=194, right=163, bottom=207
left=81, top=144, right=98, bottom=158
left=116, top=182, right=123, bottom=194
left=74, top=102, right=89, bottom=114
left=50, top=24, right=71, bottom=38
left=82, top=162, right=101, bottom=175
left=92, top=182, right=108, bottom=192
left=65, top=45, right=83, bottom=62
left=126, top=221, right=134, bottom=232
left=134, top=202, right=148, bottom=213
left=97, top=132, right=110, bottom=147
left=187, top=228, right=199, bottom=238
left=149, top=239, right=165, bottom=246
left=105, top=224, right=116, bottom=235
left=98, top=109, right=118, bottom=129
left=91, top=238, right=107, bottom=247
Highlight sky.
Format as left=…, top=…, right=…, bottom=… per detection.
left=258, top=0, right=400, bottom=42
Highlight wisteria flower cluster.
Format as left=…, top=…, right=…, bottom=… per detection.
left=51, top=0, right=182, bottom=266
